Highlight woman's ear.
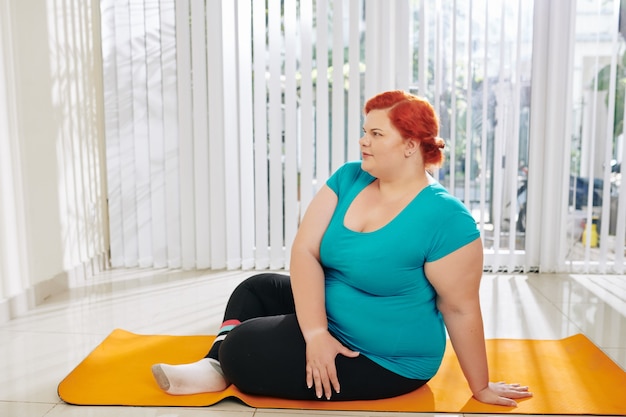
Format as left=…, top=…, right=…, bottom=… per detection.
left=405, top=139, right=419, bottom=157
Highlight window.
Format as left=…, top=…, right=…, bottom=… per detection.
left=409, top=0, right=535, bottom=271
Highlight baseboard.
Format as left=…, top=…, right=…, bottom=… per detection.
left=0, top=297, right=9, bottom=323
left=0, top=270, right=68, bottom=325
left=0, top=252, right=109, bottom=324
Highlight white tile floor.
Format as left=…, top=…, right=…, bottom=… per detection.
left=0, top=269, right=624, bottom=417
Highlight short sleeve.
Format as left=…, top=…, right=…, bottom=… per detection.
left=426, top=197, right=480, bottom=262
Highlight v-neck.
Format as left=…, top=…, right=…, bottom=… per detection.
left=341, top=179, right=434, bottom=234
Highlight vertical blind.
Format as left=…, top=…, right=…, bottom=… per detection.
left=407, top=0, right=535, bottom=272
left=102, top=0, right=537, bottom=272
left=0, top=0, right=27, bottom=301
left=566, top=0, right=626, bottom=273
left=101, top=0, right=624, bottom=274
left=1, top=0, right=107, bottom=308
left=102, top=0, right=369, bottom=270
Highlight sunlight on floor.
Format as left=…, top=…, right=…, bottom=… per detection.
left=0, top=269, right=624, bottom=416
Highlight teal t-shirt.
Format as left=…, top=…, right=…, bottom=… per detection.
left=320, top=161, right=480, bottom=380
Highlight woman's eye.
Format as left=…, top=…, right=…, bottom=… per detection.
left=362, top=129, right=381, bottom=137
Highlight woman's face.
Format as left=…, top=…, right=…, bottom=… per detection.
left=359, top=109, right=410, bottom=177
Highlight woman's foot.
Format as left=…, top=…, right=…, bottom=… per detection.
left=151, top=358, right=229, bottom=395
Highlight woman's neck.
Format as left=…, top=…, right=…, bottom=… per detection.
left=375, top=170, right=430, bottom=201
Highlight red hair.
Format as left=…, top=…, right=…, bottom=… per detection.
left=364, top=90, right=445, bottom=168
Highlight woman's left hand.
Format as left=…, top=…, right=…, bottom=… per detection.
left=473, top=381, right=533, bottom=407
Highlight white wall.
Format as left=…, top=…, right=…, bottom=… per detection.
left=11, top=0, right=65, bottom=290
left=0, top=0, right=107, bottom=322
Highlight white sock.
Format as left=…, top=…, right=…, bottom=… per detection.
left=151, top=358, right=229, bottom=395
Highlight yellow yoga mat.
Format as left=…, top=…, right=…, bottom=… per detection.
left=58, top=329, right=626, bottom=414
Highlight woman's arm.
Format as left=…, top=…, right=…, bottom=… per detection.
left=424, top=238, right=532, bottom=407
left=290, top=184, right=359, bottom=399
left=290, top=185, right=337, bottom=337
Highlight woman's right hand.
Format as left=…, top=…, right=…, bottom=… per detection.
left=304, top=329, right=360, bottom=400
left=473, top=381, right=533, bottom=407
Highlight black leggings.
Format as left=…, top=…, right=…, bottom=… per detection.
left=206, top=273, right=428, bottom=401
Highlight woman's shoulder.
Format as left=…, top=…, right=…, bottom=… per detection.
left=419, top=182, right=474, bottom=218
left=339, top=160, right=367, bottom=176
left=328, top=161, right=373, bottom=188
left=417, top=183, right=480, bottom=261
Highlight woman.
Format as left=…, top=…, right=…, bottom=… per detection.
left=151, top=90, right=532, bottom=406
